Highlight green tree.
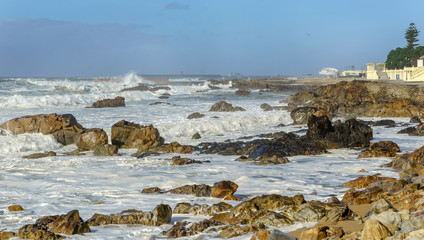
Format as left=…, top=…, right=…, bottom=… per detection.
left=405, top=22, right=420, bottom=66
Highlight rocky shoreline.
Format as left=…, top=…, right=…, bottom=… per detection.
left=2, top=79, right=424, bottom=239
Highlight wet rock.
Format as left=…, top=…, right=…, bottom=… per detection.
left=358, top=141, right=400, bottom=158
left=164, top=219, right=223, bottom=238
left=18, top=224, right=65, bottom=240
left=235, top=89, right=251, bottom=96
left=48, top=210, right=91, bottom=235
left=290, top=106, right=318, bottom=124
left=197, top=131, right=326, bottom=160
left=0, top=113, right=84, bottom=145
left=159, top=93, right=170, bottom=99
left=167, top=184, right=211, bottom=197
left=141, top=187, right=163, bottom=194
left=187, top=112, right=206, bottom=119
left=120, top=83, right=150, bottom=91
left=398, top=126, right=421, bottom=135
left=260, top=103, right=274, bottom=111
left=89, top=96, right=125, bottom=108
left=342, top=175, right=398, bottom=189
left=254, top=211, right=294, bottom=227
left=173, top=202, right=192, bottom=214
left=86, top=204, right=172, bottom=226
left=76, top=128, right=108, bottom=150
left=23, top=151, right=56, bottom=159
left=211, top=181, right=240, bottom=201
left=93, top=144, right=118, bottom=156
left=171, top=156, right=204, bottom=165
left=235, top=155, right=289, bottom=165
left=150, top=141, right=192, bottom=154
left=111, top=120, right=164, bottom=149
left=209, top=101, right=246, bottom=112
left=361, top=219, right=392, bottom=240
left=373, top=119, right=396, bottom=127
left=192, top=132, right=201, bottom=139
left=8, top=205, right=24, bottom=211
left=385, top=145, right=424, bottom=179
left=305, top=115, right=372, bottom=148
left=410, top=116, right=422, bottom=124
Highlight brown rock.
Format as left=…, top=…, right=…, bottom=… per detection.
left=290, top=107, right=317, bottom=125
left=22, top=151, right=56, bottom=159
left=342, top=186, right=385, bottom=205
left=171, top=156, right=203, bottom=165
left=151, top=142, right=192, bottom=154
left=173, top=202, right=192, bottom=214
left=76, top=128, right=108, bottom=150
left=0, top=231, right=16, bottom=240
left=141, top=187, right=162, bottom=194
left=358, top=141, right=400, bottom=158
left=251, top=229, right=271, bottom=240
left=111, top=120, right=164, bottom=149
left=89, top=96, right=125, bottom=108
left=361, top=219, right=392, bottom=240
left=235, top=89, right=251, bottom=96
left=209, top=101, right=246, bottom=112
left=18, top=224, right=65, bottom=240
left=192, top=132, right=201, bottom=139
left=48, top=210, right=91, bottom=235
left=8, top=204, right=24, bottom=211
left=187, top=112, right=205, bottom=119
left=93, top=144, right=118, bottom=156
left=167, top=184, right=211, bottom=197
left=211, top=180, right=241, bottom=201
left=299, top=226, right=329, bottom=240
left=220, top=224, right=265, bottom=239
left=342, top=175, right=397, bottom=189
left=0, top=113, right=83, bottom=145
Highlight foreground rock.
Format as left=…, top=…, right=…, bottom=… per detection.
left=89, top=96, right=125, bottom=108
left=0, top=113, right=84, bottom=145
left=209, top=101, right=246, bottom=112
left=86, top=204, right=172, bottom=227
left=285, top=80, right=424, bottom=118
left=76, top=128, right=108, bottom=150
left=111, top=120, right=164, bottom=149
left=358, top=141, right=400, bottom=158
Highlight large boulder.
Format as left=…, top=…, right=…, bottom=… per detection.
left=305, top=115, right=372, bottom=148
left=0, top=113, right=84, bottom=145
left=361, top=219, right=392, bottom=240
left=111, top=120, right=164, bottom=149
left=211, top=181, right=240, bottom=201
left=89, top=96, right=125, bottom=108
left=76, top=128, right=108, bottom=150
left=209, top=101, right=246, bottom=112
left=358, top=141, right=400, bottom=158
left=290, top=107, right=317, bottom=125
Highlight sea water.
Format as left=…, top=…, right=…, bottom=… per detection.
left=0, top=73, right=418, bottom=239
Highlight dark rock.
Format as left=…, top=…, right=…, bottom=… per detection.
left=358, top=141, right=400, bottom=158
left=164, top=219, right=223, bottom=238
left=93, top=144, right=118, bottom=156
left=120, top=83, right=150, bottom=92
left=150, top=86, right=171, bottom=92
left=89, top=96, right=125, bottom=108
left=209, top=101, right=246, bottom=112
left=48, top=210, right=91, bottom=235
left=187, top=112, right=205, bottom=119
left=171, top=156, right=203, bottom=165
left=235, top=89, right=251, bottom=96
left=192, top=132, right=201, bottom=139
left=76, top=128, right=108, bottom=150
left=0, top=231, right=16, bottom=239
left=410, top=116, right=422, bottom=124
left=111, top=120, right=164, bottom=149
left=260, top=103, right=274, bottom=111
left=398, top=126, right=418, bottom=135
left=373, top=119, right=396, bottom=127
left=23, top=151, right=56, bottom=159
left=18, top=224, right=65, bottom=240
left=305, top=116, right=372, bottom=148
left=142, top=187, right=163, bottom=194
left=149, top=141, right=192, bottom=154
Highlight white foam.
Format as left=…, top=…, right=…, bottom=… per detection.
left=0, top=133, right=62, bottom=154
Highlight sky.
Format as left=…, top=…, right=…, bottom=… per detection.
left=0, top=0, right=424, bottom=77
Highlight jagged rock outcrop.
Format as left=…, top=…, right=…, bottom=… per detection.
left=0, top=113, right=84, bottom=145
left=285, top=80, right=424, bottom=118
left=111, top=120, right=164, bottom=149
left=305, top=115, right=372, bottom=148
left=209, top=101, right=246, bottom=112
left=89, top=96, right=125, bottom=108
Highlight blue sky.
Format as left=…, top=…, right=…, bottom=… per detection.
left=0, top=0, right=423, bottom=77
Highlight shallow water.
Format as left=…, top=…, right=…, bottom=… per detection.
left=0, top=74, right=417, bottom=239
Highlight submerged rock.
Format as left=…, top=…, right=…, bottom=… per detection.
left=187, top=112, right=205, bottom=119
left=23, top=151, right=56, bottom=159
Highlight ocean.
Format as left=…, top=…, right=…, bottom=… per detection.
left=0, top=73, right=416, bottom=239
